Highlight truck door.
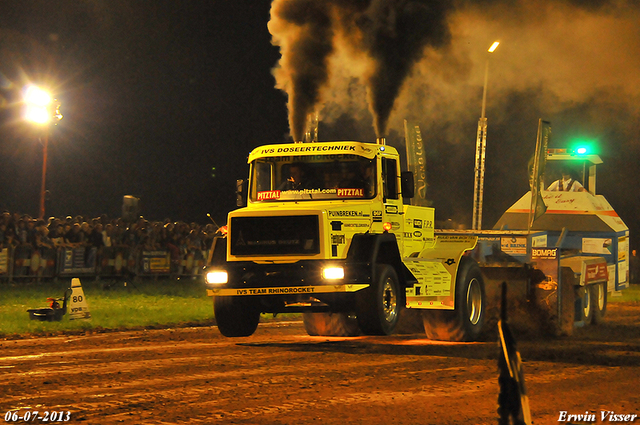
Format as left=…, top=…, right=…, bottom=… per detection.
left=382, top=156, right=403, bottom=239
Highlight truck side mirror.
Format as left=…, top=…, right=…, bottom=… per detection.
left=401, top=171, right=414, bottom=199
left=236, top=179, right=248, bottom=207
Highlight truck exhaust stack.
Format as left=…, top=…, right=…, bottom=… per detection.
left=376, top=137, right=386, bottom=145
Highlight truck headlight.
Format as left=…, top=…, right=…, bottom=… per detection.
left=322, top=267, right=344, bottom=280
left=206, top=270, right=228, bottom=285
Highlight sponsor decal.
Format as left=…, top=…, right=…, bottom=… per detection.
left=344, top=223, right=369, bottom=228
left=208, top=284, right=369, bottom=296
left=329, top=210, right=363, bottom=217
left=501, top=236, right=527, bottom=255
left=257, top=190, right=281, bottom=201
left=337, top=188, right=364, bottom=198
left=582, top=238, right=612, bottom=255
left=413, top=219, right=422, bottom=228
left=532, top=234, right=548, bottom=248
left=236, top=287, right=316, bottom=295
left=391, top=222, right=401, bottom=230
left=479, top=236, right=500, bottom=243
left=331, top=234, right=346, bottom=245
left=385, top=205, right=399, bottom=214
left=531, top=248, right=558, bottom=259
left=372, top=210, right=383, bottom=222
left=259, top=145, right=357, bottom=154
left=438, top=235, right=477, bottom=243
left=585, top=263, right=608, bottom=283
left=413, top=231, right=422, bottom=238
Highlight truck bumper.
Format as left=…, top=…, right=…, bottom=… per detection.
left=206, top=284, right=368, bottom=297
left=205, top=260, right=372, bottom=297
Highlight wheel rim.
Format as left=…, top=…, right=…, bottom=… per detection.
left=466, top=278, right=482, bottom=325
left=583, top=288, right=591, bottom=318
left=596, top=284, right=605, bottom=311
left=382, top=278, right=398, bottom=323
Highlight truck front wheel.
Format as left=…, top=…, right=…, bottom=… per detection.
left=422, top=257, right=486, bottom=342
left=213, top=296, right=260, bottom=337
left=356, top=264, right=403, bottom=335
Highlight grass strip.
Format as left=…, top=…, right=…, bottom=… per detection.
left=1, top=279, right=638, bottom=338
left=0, top=278, right=213, bottom=338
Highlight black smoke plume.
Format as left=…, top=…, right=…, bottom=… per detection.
left=269, top=1, right=334, bottom=142
left=269, top=0, right=455, bottom=140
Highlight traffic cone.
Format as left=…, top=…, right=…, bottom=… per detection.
left=68, top=278, right=91, bottom=321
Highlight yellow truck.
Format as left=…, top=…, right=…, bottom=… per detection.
left=205, top=139, right=486, bottom=339
left=204, top=138, right=629, bottom=340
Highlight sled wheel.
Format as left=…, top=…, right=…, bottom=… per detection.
left=581, top=286, right=594, bottom=325
left=213, top=296, right=260, bottom=337
left=302, top=312, right=360, bottom=337
left=422, top=257, right=485, bottom=342
left=356, top=264, right=403, bottom=335
left=590, top=282, right=607, bottom=324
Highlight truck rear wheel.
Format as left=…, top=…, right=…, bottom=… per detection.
left=422, top=257, right=485, bottom=342
left=302, top=312, right=360, bottom=337
left=356, top=264, right=402, bottom=335
left=213, top=296, right=260, bottom=337
left=590, top=282, right=607, bottom=324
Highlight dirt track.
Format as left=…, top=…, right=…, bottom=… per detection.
left=1, top=302, right=639, bottom=425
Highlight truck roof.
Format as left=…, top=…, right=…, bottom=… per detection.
left=248, top=141, right=391, bottom=163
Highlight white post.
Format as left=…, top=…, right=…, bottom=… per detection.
left=472, top=42, right=499, bottom=230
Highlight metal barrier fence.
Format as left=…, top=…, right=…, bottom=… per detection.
left=0, top=245, right=209, bottom=281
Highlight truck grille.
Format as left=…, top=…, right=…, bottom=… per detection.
left=230, top=215, right=320, bottom=256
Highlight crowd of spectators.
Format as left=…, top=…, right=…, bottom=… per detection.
left=0, top=211, right=220, bottom=258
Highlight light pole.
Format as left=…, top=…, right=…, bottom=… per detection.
left=472, top=41, right=499, bottom=230
left=24, top=85, right=63, bottom=219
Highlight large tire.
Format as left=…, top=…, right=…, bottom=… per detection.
left=581, top=286, right=594, bottom=325
left=302, top=312, right=360, bottom=337
left=213, top=296, right=260, bottom=337
left=422, top=257, right=486, bottom=342
left=590, top=282, right=607, bottom=324
left=356, top=264, right=403, bottom=335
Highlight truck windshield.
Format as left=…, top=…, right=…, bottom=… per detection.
left=250, top=154, right=376, bottom=202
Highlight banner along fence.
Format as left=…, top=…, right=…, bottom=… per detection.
left=0, top=245, right=208, bottom=281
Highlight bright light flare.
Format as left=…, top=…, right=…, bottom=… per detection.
left=25, top=105, right=51, bottom=124
left=24, top=85, right=53, bottom=124
left=488, top=41, right=500, bottom=53
left=206, top=270, right=228, bottom=285
left=24, top=85, right=52, bottom=106
left=322, top=267, right=344, bottom=280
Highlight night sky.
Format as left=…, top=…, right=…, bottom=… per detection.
left=0, top=1, right=638, bottom=249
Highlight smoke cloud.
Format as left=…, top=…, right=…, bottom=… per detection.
left=318, top=1, right=640, bottom=143
left=269, top=0, right=456, bottom=140
left=270, top=0, right=640, bottom=143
